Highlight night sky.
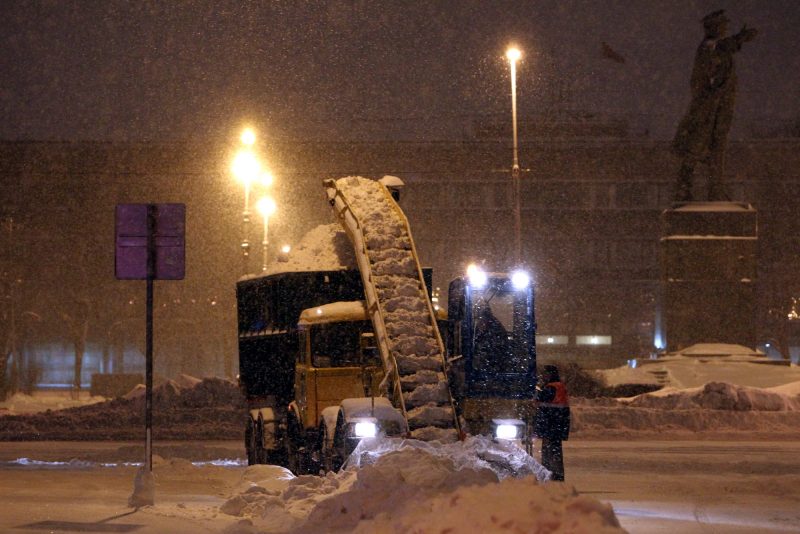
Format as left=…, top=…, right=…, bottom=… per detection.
left=2, top=0, right=798, bottom=143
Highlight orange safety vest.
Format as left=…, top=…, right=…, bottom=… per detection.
left=542, top=381, right=569, bottom=407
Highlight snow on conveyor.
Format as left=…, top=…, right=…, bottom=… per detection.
left=325, top=177, right=459, bottom=442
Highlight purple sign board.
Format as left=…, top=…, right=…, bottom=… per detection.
left=115, top=203, right=185, bottom=280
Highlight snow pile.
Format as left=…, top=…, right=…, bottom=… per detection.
left=623, top=381, right=800, bottom=411
left=0, top=391, right=107, bottom=415
left=261, top=224, right=356, bottom=275
left=675, top=343, right=763, bottom=358
left=599, top=343, right=800, bottom=390
left=0, top=376, right=244, bottom=440
left=573, top=380, right=800, bottom=437
left=767, top=381, right=800, bottom=397
left=221, top=437, right=623, bottom=534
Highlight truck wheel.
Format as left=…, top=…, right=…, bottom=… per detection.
left=333, top=412, right=349, bottom=464
left=320, top=423, right=341, bottom=473
left=255, top=414, right=266, bottom=464
left=286, top=414, right=305, bottom=475
left=246, top=417, right=257, bottom=465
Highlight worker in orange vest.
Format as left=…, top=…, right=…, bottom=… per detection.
left=534, top=364, right=571, bottom=481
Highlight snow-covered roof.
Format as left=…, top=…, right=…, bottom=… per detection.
left=298, top=300, right=368, bottom=325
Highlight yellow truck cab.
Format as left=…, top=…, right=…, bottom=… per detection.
left=294, top=301, right=383, bottom=431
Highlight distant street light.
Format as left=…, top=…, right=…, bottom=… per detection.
left=232, top=128, right=271, bottom=274
left=256, top=196, right=277, bottom=272
left=506, top=46, right=522, bottom=264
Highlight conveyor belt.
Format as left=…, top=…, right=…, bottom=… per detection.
left=325, top=176, right=461, bottom=442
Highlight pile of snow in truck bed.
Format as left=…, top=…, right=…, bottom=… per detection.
left=252, top=223, right=356, bottom=277
left=220, top=436, right=624, bottom=534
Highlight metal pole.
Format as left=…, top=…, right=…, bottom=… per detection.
left=145, top=205, right=156, bottom=475
left=241, top=183, right=251, bottom=275
left=261, top=215, right=269, bottom=272
left=510, top=60, right=520, bottom=172
left=510, top=59, right=522, bottom=264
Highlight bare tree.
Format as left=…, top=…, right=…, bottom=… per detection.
left=61, top=298, right=90, bottom=398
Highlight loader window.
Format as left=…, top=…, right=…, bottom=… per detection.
left=471, top=289, right=529, bottom=375
left=310, top=321, right=375, bottom=368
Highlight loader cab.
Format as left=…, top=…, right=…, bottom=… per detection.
left=294, top=301, right=384, bottom=431
left=447, top=268, right=537, bottom=401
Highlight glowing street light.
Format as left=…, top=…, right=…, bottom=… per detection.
left=256, top=196, right=277, bottom=272
left=506, top=46, right=523, bottom=264
left=232, top=127, right=273, bottom=274
left=240, top=128, right=256, bottom=146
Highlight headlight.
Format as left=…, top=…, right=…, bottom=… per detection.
left=354, top=421, right=377, bottom=438
left=495, top=424, right=518, bottom=440
left=467, top=264, right=487, bottom=288
left=511, top=270, right=530, bottom=290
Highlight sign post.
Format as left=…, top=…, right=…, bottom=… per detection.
left=116, top=203, right=185, bottom=507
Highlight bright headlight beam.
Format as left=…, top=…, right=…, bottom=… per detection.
left=354, top=422, right=377, bottom=438
left=495, top=424, right=518, bottom=440
left=467, top=264, right=487, bottom=288
left=511, top=270, right=530, bottom=289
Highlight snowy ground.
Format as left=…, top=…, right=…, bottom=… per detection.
left=2, top=343, right=799, bottom=532
left=0, top=439, right=797, bottom=533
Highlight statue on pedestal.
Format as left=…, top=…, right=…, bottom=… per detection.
left=672, top=9, right=757, bottom=202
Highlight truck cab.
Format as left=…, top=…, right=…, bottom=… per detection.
left=293, top=301, right=383, bottom=431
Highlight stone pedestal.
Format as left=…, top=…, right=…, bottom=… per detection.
left=659, top=202, right=757, bottom=352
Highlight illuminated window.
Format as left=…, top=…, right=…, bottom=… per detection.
left=575, top=335, right=612, bottom=346
left=536, top=335, right=568, bottom=345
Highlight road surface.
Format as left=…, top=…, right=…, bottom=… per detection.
left=0, top=440, right=797, bottom=533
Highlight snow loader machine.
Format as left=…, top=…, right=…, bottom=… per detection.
left=237, top=176, right=462, bottom=473
left=441, top=266, right=538, bottom=452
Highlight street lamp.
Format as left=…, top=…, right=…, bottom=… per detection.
left=256, top=196, right=277, bottom=272
left=506, top=46, right=522, bottom=264
left=232, top=128, right=267, bottom=274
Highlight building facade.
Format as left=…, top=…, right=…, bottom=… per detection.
left=1, top=129, right=799, bottom=386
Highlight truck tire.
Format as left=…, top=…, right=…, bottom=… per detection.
left=320, top=422, right=343, bottom=473
left=245, top=417, right=257, bottom=466
left=286, top=413, right=306, bottom=475
left=255, top=413, right=266, bottom=464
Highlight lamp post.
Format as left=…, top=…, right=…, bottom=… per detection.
left=506, top=46, right=522, bottom=264
left=232, top=128, right=272, bottom=275
left=256, top=196, right=277, bottom=272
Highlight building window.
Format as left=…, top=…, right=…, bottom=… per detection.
left=536, top=335, right=569, bottom=345
left=575, top=335, right=612, bottom=346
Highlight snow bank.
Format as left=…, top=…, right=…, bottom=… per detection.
left=573, top=404, right=800, bottom=436
left=570, top=380, right=800, bottom=437
left=767, top=380, right=800, bottom=397
left=599, top=345, right=800, bottom=390
left=0, top=376, right=244, bottom=440
left=623, top=381, right=800, bottom=411
left=0, top=391, right=107, bottom=415
left=221, top=437, right=622, bottom=534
